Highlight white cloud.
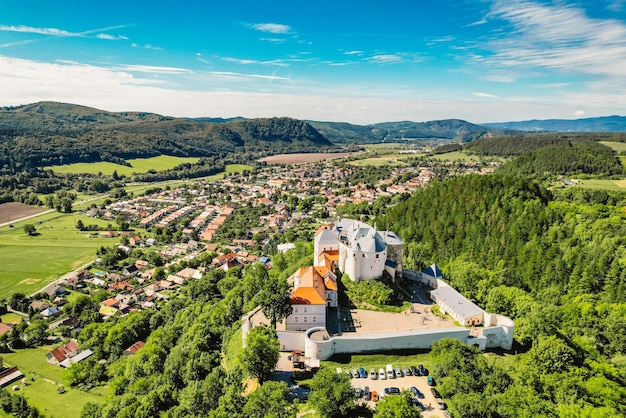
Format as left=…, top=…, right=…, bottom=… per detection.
left=344, top=50, right=363, bottom=56
left=250, top=23, right=291, bottom=34
left=473, top=92, right=498, bottom=98
left=114, top=64, right=193, bottom=74
left=0, top=54, right=624, bottom=124
left=483, top=0, right=626, bottom=81
left=132, top=43, right=162, bottom=50
left=574, top=110, right=585, bottom=117
left=0, top=25, right=76, bottom=37
left=210, top=71, right=289, bottom=81
left=97, top=33, right=127, bottom=41
left=367, top=54, right=402, bottom=63
left=259, top=38, right=287, bottom=43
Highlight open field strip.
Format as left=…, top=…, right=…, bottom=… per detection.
left=573, top=179, right=626, bottom=190
left=0, top=213, right=113, bottom=298
left=46, top=155, right=200, bottom=176
left=258, top=153, right=353, bottom=165
left=600, top=141, right=626, bottom=153
left=2, top=347, right=105, bottom=417
left=349, top=157, right=409, bottom=167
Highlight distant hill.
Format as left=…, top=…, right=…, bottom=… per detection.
left=0, top=102, right=334, bottom=168
left=307, top=119, right=502, bottom=144
left=484, top=115, right=626, bottom=132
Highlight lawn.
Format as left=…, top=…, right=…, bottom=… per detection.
left=46, top=155, right=200, bottom=176
left=573, top=179, right=626, bottom=190
left=0, top=312, right=25, bottom=324
left=600, top=141, right=626, bottom=153
left=0, top=212, right=115, bottom=298
left=321, top=351, right=433, bottom=372
left=1, top=347, right=105, bottom=417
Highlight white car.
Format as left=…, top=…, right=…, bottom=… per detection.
left=379, top=368, right=386, bottom=380
left=386, top=364, right=395, bottom=379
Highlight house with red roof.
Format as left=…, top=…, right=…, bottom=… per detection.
left=284, top=265, right=338, bottom=331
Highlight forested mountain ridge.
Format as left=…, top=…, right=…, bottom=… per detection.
left=0, top=102, right=334, bottom=169
left=307, top=119, right=502, bottom=144
left=485, top=115, right=626, bottom=132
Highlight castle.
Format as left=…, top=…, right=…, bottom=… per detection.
left=313, top=218, right=404, bottom=281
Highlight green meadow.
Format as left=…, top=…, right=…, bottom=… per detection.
left=47, top=155, right=200, bottom=176
left=600, top=141, right=626, bottom=153
left=1, top=347, right=106, bottom=417
left=0, top=212, right=114, bottom=297
left=572, top=179, right=626, bottom=190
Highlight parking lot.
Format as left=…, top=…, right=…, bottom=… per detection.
left=344, top=366, right=448, bottom=417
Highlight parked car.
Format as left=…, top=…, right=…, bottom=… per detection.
left=359, top=367, right=367, bottom=378
left=394, top=366, right=403, bottom=378
left=364, top=386, right=371, bottom=401
left=411, top=365, right=419, bottom=376
left=386, top=364, right=395, bottom=379
left=410, top=386, right=425, bottom=399
left=418, top=364, right=426, bottom=376
left=372, top=391, right=379, bottom=402
left=412, top=398, right=426, bottom=410
left=437, top=398, right=446, bottom=410
left=354, top=387, right=363, bottom=397
left=427, top=376, right=435, bottom=386
left=431, top=388, right=441, bottom=398
left=384, top=387, right=401, bottom=395
left=379, top=368, right=387, bottom=380
left=403, top=366, right=412, bottom=376
left=370, top=368, right=377, bottom=380
left=351, top=369, right=359, bottom=378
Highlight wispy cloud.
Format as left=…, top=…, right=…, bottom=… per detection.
left=250, top=23, right=291, bottom=34
left=210, top=71, right=289, bottom=81
left=366, top=54, right=403, bottom=63
left=473, top=91, right=498, bottom=98
left=0, top=25, right=75, bottom=36
left=482, top=0, right=626, bottom=81
left=344, top=50, right=363, bottom=56
left=260, top=38, right=287, bottom=43
left=131, top=43, right=162, bottom=50
left=115, top=64, right=193, bottom=74
left=97, top=33, right=128, bottom=41
left=220, top=56, right=290, bottom=67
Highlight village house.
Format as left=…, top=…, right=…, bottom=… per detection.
left=45, top=340, right=79, bottom=366
left=123, top=341, right=145, bottom=356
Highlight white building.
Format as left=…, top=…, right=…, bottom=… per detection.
left=284, top=266, right=338, bottom=331
left=313, top=218, right=404, bottom=281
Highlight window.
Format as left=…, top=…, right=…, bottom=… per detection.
left=294, top=316, right=298, bottom=322
left=376, top=254, right=379, bottom=259
left=313, top=316, right=317, bottom=323
left=294, top=307, right=299, bottom=313
left=304, top=317, right=308, bottom=323
left=304, top=307, right=307, bottom=313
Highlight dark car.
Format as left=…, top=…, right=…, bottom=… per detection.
left=384, top=387, right=401, bottom=395
left=418, top=364, right=426, bottom=376
left=431, top=387, right=441, bottom=398
left=363, top=386, right=371, bottom=401
left=410, top=386, right=425, bottom=399
left=411, top=365, right=419, bottom=376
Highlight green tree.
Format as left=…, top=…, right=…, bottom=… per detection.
left=242, top=381, right=297, bottom=418
left=23, top=224, right=36, bottom=236
left=374, top=393, right=420, bottom=418
left=308, top=367, right=358, bottom=418
left=258, top=275, right=292, bottom=329
left=239, top=326, right=279, bottom=384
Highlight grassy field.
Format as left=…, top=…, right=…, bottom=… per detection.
left=1, top=347, right=105, bottom=417
left=46, top=155, right=200, bottom=176
left=322, top=351, right=433, bottom=372
left=600, top=141, right=626, bottom=153
left=0, top=312, right=25, bottom=324
left=572, top=179, right=626, bottom=190
left=349, top=157, right=408, bottom=167
left=428, top=151, right=505, bottom=162
left=0, top=212, right=114, bottom=298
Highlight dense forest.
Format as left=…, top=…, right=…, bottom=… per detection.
left=378, top=174, right=626, bottom=417
left=0, top=102, right=334, bottom=170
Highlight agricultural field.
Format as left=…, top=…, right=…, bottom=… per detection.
left=600, top=141, right=626, bottom=153
left=572, top=179, right=626, bottom=190
left=349, top=157, right=408, bottom=167
left=0, top=212, right=114, bottom=298
left=0, top=202, right=48, bottom=226
left=46, top=155, right=200, bottom=176
left=1, top=347, right=105, bottom=417
left=258, top=153, right=353, bottom=165
left=428, top=151, right=502, bottom=162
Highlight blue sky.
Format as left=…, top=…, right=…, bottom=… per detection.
left=1, top=0, right=625, bottom=124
